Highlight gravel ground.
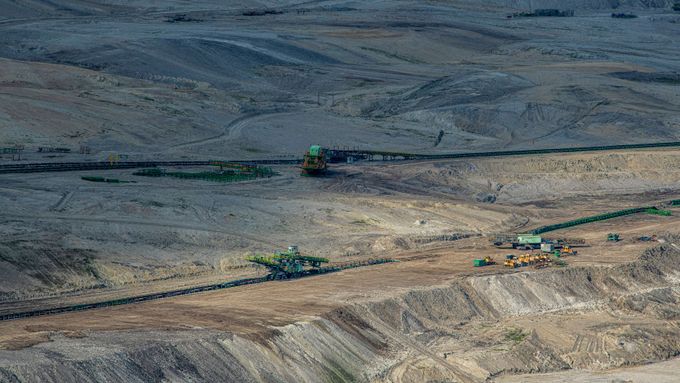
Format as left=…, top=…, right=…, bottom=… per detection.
left=1, top=1, right=679, bottom=157
left=1, top=1, right=680, bottom=381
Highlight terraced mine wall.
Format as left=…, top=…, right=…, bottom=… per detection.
left=0, top=259, right=395, bottom=322
left=1, top=246, right=679, bottom=382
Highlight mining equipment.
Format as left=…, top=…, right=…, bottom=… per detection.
left=554, top=246, right=577, bottom=257
left=246, top=245, right=330, bottom=279
left=504, top=257, right=520, bottom=268
left=473, top=256, right=496, bottom=267
left=491, top=234, right=516, bottom=247
left=301, top=145, right=328, bottom=176
left=561, top=245, right=577, bottom=255
left=491, top=233, right=542, bottom=249
left=504, top=254, right=551, bottom=268
left=492, top=234, right=586, bottom=251
left=552, top=237, right=586, bottom=246
left=515, top=234, right=542, bottom=250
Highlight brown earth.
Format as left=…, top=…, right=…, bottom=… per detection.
left=2, top=0, right=680, bottom=381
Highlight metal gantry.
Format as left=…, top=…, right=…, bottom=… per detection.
left=247, top=245, right=330, bottom=279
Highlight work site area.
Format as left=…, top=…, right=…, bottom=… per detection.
left=2, top=1, right=680, bottom=382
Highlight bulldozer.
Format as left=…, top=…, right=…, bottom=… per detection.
left=561, top=245, right=577, bottom=255
left=504, top=258, right=520, bottom=268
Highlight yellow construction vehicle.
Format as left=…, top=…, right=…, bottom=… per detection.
left=562, top=246, right=577, bottom=255
left=473, top=256, right=496, bottom=267
left=517, top=254, right=534, bottom=266
left=504, top=253, right=552, bottom=269
left=504, top=254, right=526, bottom=268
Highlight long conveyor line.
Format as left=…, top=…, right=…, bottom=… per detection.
left=529, top=207, right=656, bottom=235
left=0, top=160, right=300, bottom=174
left=3, top=141, right=680, bottom=174
left=328, top=141, right=680, bottom=161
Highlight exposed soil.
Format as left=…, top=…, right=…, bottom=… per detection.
left=2, top=0, right=680, bottom=381
left=0, top=242, right=679, bottom=382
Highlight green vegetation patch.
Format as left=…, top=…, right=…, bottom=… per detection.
left=505, top=328, right=528, bottom=343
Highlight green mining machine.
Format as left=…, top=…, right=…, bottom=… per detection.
left=246, top=245, right=330, bottom=279
left=301, top=145, right=328, bottom=176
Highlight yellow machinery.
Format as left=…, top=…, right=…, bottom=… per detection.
left=473, top=256, right=496, bottom=267
left=504, top=254, right=550, bottom=268
left=561, top=246, right=577, bottom=255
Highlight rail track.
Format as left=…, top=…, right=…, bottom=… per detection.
left=3, top=141, right=680, bottom=174
left=0, top=258, right=395, bottom=322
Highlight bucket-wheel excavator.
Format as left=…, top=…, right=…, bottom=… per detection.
left=246, top=245, right=330, bottom=279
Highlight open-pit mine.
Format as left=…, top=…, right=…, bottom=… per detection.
left=2, top=1, right=680, bottom=382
